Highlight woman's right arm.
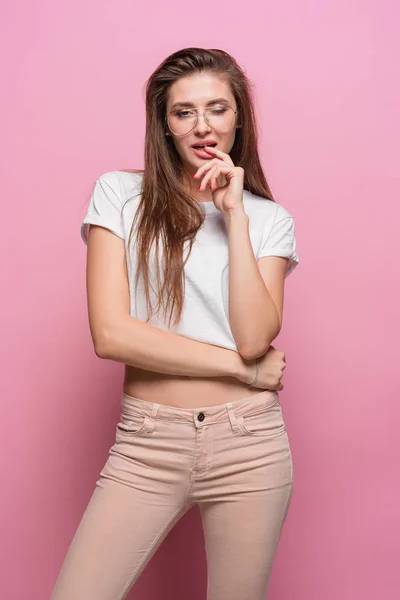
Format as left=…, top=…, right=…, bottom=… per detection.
left=86, top=225, right=255, bottom=384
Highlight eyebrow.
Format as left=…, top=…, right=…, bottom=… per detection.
left=170, top=97, right=230, bottom=110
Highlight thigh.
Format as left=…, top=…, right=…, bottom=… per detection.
left=51, top=418, right=192, bottom=600
left=200, top=407, right=294, bottom=600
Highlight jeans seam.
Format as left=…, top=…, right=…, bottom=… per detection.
left=116, top=505, right=187, bottom=600
left=183, top=432, right=198, bottom=503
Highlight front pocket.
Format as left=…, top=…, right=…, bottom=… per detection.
left=116, top=414, right=148, bottom=437
left=238, top=402, right=286, bottom=437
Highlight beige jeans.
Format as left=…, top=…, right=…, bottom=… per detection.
left=51, top=389, right=294, bottom=600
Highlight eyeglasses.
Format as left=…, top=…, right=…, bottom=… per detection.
left=165, top=105, right=238, bottom=136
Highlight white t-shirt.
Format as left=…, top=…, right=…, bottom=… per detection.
left=81, top=170, right=299, bottom=352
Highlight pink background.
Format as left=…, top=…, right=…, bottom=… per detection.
left=1, top=1, right=399, bottom=598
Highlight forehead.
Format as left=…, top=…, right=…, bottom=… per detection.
left=166, top=72, right=235, bottom=109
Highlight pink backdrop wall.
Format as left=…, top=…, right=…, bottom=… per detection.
left=1, top=1, right=399, bottom=598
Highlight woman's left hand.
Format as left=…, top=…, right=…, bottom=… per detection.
left=193, top=146, right=245, bottom=215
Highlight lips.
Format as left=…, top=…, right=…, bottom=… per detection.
left=191, top=141, right=217, bottom=149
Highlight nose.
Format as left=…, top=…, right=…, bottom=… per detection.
left=193, top=113, right=212, bottom=134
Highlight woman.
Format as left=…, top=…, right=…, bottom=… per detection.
left=52, top=47, right=299, bottom=600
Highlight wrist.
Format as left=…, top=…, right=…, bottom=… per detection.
left=223, top=207, right=248, bottom=226
left=231, top=353, right=257, bottom=385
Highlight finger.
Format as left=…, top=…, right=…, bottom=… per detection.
left=207, top=163, right=236, bottom=187
left=195, top=160, right=232, bottom=182
left=203, top=146, right=234, bottom=166
left=207, top=166, right=222, bottom=191
left=194, top=158, right=219, bottom=181
left=199, top=165, right=219, bottom=191
left=210, top=167, right=222, bottom=190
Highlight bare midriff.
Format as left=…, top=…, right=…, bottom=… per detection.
left=123, top=365, right=263, bottom=409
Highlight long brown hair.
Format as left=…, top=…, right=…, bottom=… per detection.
left=123, top=47, right=275, bottom=328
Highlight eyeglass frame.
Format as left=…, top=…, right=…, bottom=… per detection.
left=164, top=105, right=239, bottom=137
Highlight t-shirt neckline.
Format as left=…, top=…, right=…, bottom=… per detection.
left=197, top=200, right=221, bottom=215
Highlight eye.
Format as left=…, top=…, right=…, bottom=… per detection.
left=208, top=106, right=228, bottom=115
left=175, top=109, right=196, bottom=119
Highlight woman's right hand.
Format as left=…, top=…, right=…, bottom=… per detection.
left=237, top=345, right=286, bottom=391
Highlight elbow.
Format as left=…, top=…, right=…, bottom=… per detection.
left=93, top=328, right=115, bottom=359
left=237, top=327, right=282, bottom=362
left=92, top=316, right=131, bottom=360
left=94, top=342, right=108, bottom=359
left=238, top=345, right=269, bottom=362
left=237, top=335, right=271, bottom=360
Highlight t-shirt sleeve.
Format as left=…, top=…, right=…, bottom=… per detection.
left=257, top=204, right=299, bottom=278
left=80, top=172, right=124, bottom=245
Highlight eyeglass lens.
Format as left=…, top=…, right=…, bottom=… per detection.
left=167, top=106, right=236, bottom=135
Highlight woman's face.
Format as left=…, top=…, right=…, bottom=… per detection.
left=165, top=72, right=239, bottom=179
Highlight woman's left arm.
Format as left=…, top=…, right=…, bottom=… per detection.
left=193, top=146, right=298, bottom=361
left=225, top=209, right=287, bottom=360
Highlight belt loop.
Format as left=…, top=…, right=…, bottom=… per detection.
left=226, top=402, right=239, bottom=433
left=151, top=404, right=160, bottom=420
left=146, top=403, right=160, bottom=433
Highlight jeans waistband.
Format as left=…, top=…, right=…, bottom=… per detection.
left=120, top=389, right=279, bottom=427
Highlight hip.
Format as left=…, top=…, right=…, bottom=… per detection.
left=103, top=387, right=293, bottom=508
